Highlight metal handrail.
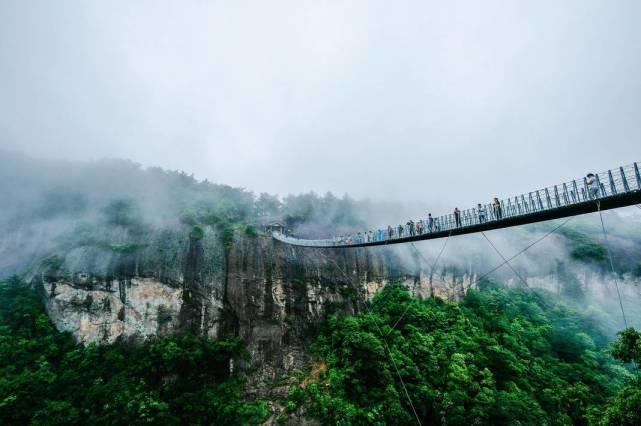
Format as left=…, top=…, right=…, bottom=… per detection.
left=273, top=162, right=641, bottom=247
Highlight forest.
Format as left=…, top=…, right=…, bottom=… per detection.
left=0, top=278, right=269, bottom=425
left=2, top=155, right=641, bottom=424
left=1, top=276, right=640, bottom=425
left=3, top=1, right=641, bottom=424
left=285, top=282, right=641, bottom=425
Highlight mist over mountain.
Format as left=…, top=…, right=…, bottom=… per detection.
left=3, top=1, right=641, bottom=422
left=2, top=150, right=641, bottom=423
left=3, top=150, right=640, bottom=333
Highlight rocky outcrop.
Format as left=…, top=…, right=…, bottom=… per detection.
left=33, top=223, right=641, bottom=409
left=32, top=228, right=479, bottom=397
left=224, top=236, right=476, bottom=399
left=43, top=277, right=182, bottom=344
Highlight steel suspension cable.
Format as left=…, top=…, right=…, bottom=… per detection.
left=360, top=299, right=423, bottom=426
left=469, top=217, right=574, bottom=289
left=307, top=212, right=588, bottom=422
left=317, top=251, right=423, bottom=426
left=480, top=231, right=552, bottom=309
left=387, top=231, right=453, bottom=335
left=596, top=201, right=629, bottom=329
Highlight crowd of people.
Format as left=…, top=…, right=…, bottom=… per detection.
left=332, top=173, right=602, bottom=246
left=333, top=198, right=503, bottom=245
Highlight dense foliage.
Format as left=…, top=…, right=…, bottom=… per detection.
left=559, top=228, right=607, bottom=266
left=0, top=154, right=372, bottom=276
left=287, top=282, right=639, bottom=425
left=0, top=153, right=365, bottom=235
left=556, top=223, right=641, bottom=277
left=597, top=328, right=641, bottom=425
left=0, top=278, right=268, bottom=425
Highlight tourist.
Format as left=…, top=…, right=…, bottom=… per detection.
left=587, top=173, right=600, bottom=199
left=428, top=213, right=434, bottom=232
left=454, top=208, right=461, bottom=228
left=477, top=203, right=487, bottom=223
left=493, top=198, right=503, bottom=220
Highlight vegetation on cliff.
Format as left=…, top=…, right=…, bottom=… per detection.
left=0, top=278, right=269, bottom=425
left=286, top=282, right=640, bottom=425
left=0, top=155, right=371, bottom=276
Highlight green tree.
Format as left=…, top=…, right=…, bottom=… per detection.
left=0, top=279, right=268, bottom=425
left=288, top=283, right=626, bottom=425
left=591, top=328, right=641, bottom=426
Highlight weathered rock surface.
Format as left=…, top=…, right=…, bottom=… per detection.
left=40, top=225, right=641, bottom=409
left=43, top=277, right=182, bottom=344
left=33, top=227, right=474, bottom=396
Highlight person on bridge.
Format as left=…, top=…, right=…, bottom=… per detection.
left=477, top=203, right=487, bottom=223
left=434, top=217, right=440, bottom=231
left=387, top=225, right=393, bottom=240
left=408, top=220, right=415, bottom=236
left=493, top=198, right=503, bottom=220
left=398, top=224, right=404, bottom=238
left=587, top=173, right=600, bottom=199
left=417, top=219, right=424, bottom=235
left=454, top=208, right=462, bottom=228
left=428, top=214, right=434, bottom=232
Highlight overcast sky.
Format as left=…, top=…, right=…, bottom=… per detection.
left=1, top=1, right=641, bottom=209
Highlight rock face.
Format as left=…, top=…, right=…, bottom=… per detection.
left=33, top=224, right=641, bottom=404
left=43, top=277, right=183, bottom=344
left=34, top=227, right=473, bottom=395
left=224, top=235, right=476, bottom=398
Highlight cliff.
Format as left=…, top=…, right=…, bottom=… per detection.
left=31, top=227, right=474, bottom=398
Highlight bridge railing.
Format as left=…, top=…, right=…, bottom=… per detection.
left=273, top=162, right=641, bottom=247
left=447, top=162, right=641, bottom=228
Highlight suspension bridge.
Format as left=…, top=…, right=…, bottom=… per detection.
left=273, top=162, right=641, bottom=248
left=271, top=161, right=641, bottom=426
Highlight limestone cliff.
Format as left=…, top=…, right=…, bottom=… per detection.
left=32, top=224, right=641, bottom=407
left=32, top=227, right=474, bottom=397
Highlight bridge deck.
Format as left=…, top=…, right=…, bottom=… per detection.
left=273, top=162, right=641, bottom=248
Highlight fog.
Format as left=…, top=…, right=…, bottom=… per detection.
left=2, top=2, right=641, bottom=335
left=1, top=148, right=641, bottom=336
left=2, top=1, right=641, bottom=205
left=386, top=211, right=641, bottom=334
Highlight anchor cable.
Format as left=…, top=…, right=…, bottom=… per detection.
left=317, top=251, right=423, bottom=426
left=387, top=231, right=452, bottom=335
left=470, top=217, right=573, bottom=289
left=596, top=201, right=628, bottom=329
left=480, top=231, right=551, bottom=310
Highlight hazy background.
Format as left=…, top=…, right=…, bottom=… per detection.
left=2, top=0, right=641, bottom=215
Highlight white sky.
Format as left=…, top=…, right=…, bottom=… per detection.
left=2, top=1, right=641, bottom=208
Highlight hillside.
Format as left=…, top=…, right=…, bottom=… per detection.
left=1, top=153, right=641, bottom=424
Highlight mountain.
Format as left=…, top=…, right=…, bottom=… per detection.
left=2, top=151, right=641, bottom=424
